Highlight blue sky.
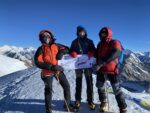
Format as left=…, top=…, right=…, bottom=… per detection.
left=0, top=0, right=150, bottom=52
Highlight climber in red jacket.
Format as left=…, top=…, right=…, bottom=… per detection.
left=95, top=27, right=127, bottom=113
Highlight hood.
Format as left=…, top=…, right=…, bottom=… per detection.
left=76, top=25, right=87, bottom=37
left=99, top=27, right=113, bottom=43
left=39, top=30, right=54, bottom=39
left=39, top=30, right=56, bottom=44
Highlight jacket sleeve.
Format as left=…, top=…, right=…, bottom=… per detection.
left=103, top=48, right=121, bottom=63
left=34, top=46, right=53, bottom=70
left=89, top=40, right=96, bottom=51
left=95, top=42, right=100, bottom=58
left=70, top=42, right=74, bottom=53
left=56, top=43, right=69, bottom=54
left=102, top=41, right=121, bottom=63
left=88, top=40, right=96, bottom=55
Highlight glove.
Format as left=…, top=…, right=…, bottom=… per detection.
left=51, top=65, right=64, bottom=72
left=93, top=59, right=105, bottom=72
left=70, top=52, right=77, bottom=58
left=87, top=51, right=94, bottom=58
left=56, top=52, right=64, bottom=60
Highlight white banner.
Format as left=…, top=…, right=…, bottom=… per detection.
left=58, top=54, right=96, bottom=70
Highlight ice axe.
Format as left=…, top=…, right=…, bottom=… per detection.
left=55, top=71, right=71, bottom=113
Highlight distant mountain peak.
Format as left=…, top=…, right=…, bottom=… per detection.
left=0, top=45, right=36, bottom=67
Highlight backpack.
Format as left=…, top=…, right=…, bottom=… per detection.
left=110, top=40, right=124, bottom=65
left=119, top=47, right=124, bottom=64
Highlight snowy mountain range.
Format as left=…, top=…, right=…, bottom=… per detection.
left=0, top=45, right=150, bottom=90
left=120, top=50, right=150, bottom=82
left=0, top=45, right=149, bottom=82
left=0, top=45, right=36, bottom=67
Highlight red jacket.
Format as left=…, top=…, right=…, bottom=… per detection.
left=97, top=27, right=122, bottom=75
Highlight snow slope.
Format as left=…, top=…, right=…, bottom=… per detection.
left=0, top=55, right=27, bottom=77
left=0, top=67, right=150, bottom=113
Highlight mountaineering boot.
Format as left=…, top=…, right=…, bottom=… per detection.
left=88, top=101, right=96, bottom=110
left=99, top=101, right=108, bottom=112
left=74, top=100, right=81, bottom=109
left=63, top=103, right=75, bottom=112
left=68, top=104, right=75, bottom=112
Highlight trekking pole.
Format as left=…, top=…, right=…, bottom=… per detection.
left=55, top=71, right=71, bottom=113
left=104, top=75, right=110, bottom=113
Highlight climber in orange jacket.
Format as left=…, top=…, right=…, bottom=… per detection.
left=34, top=30, right=74, bottom=113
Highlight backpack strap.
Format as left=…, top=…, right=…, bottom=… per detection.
left=78, top=38, right=84, bottom=54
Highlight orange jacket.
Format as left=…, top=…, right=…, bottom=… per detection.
left=34, top=43, right=69, bottom=76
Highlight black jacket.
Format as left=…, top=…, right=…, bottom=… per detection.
left=70, top=37, right=95, bottom=54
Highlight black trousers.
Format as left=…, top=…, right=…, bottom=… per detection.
left=41, top=72, right=71, bottom=110
left=75, top=68, right=94, bottom=103
left=96, top=72, right=127, bottom=109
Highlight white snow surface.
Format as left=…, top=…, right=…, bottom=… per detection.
left=0, top=67, right=150, bottom=113
left=0, top=55, right=27, bottom=77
